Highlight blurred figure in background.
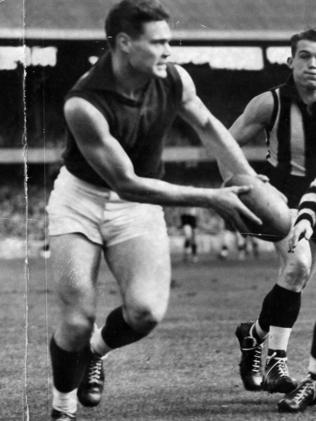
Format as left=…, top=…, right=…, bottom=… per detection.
left=218, top=218, right=259, bottom=260
left=180, top=207, right=198, bottom=262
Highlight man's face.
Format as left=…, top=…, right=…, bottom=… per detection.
left=127, top=20, right=172, bottom=78
left=288, top=39, right=316, bottom=89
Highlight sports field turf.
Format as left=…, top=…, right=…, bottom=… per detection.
left=2, top=254, right=316, bottom=420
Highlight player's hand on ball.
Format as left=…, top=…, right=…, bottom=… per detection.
left=288, top=220, right=313, bottom=253
left=224, top=174, right=291, bottom=241
left=212, top=186, right=262, bottom=233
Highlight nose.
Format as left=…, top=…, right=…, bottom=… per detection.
left=309, top=55, right=316, bottom=67
left=163, top=42, right=171, bottom=58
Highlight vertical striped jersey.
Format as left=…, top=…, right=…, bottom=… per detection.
left=267, top=76, right=316, bottom=179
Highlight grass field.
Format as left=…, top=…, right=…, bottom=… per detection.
left=2, top=253, right=316, bottom=420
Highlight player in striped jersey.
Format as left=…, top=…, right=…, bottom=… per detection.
left=231, top=28, right=316, bottom=395
left=278, top=180, right=316, bottom=412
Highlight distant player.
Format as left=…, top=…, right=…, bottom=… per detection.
left=46, top=0, right=262, bottom=419
left=217, top=218, right=259, bottom=261
left=231, top=28, right=316, bottom=395
left=278, top=180, right=316, bottom=412
left=180, top=208, right=198, bottom=262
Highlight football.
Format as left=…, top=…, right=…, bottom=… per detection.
left=225, top=174, right=292, bottom=242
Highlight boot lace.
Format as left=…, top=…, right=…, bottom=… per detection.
left=87, top=355, right=103, bottom=385
left=292, top=379, right=316, bottom=405
left=275, top=358, right=289, bottom=378
left=250, top=346, right=262, bottom=373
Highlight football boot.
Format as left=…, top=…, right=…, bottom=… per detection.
left=77, top=351, right=105, bottom=407
left=235, top=322, right=263, bottom=391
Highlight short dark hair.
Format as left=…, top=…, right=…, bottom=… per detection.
left=290, top=28, right=316, bottom=56
left=105, top=0, right=170, bottom=49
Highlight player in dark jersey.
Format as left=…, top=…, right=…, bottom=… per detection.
left=230, top=28, right=316, bottom=396
left=180, top=208, right=198, bottom=262
left=278, top=180, right=316, bottom=412
left=46, top=1, right=264, bottom=419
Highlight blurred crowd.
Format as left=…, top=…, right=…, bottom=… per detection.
left=0, top=186, right=261, bottom=261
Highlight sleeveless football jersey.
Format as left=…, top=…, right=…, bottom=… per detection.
left=264, top=76, right=316, bottom=207
left=63, top=53, right=183, bottom=187
left=267, top=76, right=316, bottom=178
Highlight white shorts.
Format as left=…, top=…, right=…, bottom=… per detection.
left=46, top=167, right=168, bottom=247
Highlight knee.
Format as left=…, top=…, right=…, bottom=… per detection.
left=61, top=311, right=96, bottom=346
left=124, top=301, right=167, bottom=334
left=281, top=259, right=311, bottom=291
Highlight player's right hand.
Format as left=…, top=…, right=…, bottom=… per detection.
left=210, top=186, right=262, bottom=233
left=288, top=219, right=313, bottom=253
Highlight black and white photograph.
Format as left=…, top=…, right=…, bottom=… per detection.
left=1, top=0, right=316, bottom=419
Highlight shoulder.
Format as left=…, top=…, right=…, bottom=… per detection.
left=173, top=64, right=194, bottom=89
left=243, top=91, right=276, bottom=125
left=245, top=91, right=275, bottom=113
left=64, top=96, right=109, bottom=131
left=64, top=96, right=94, bottom=117
left=172, top=64, right=196, bottom=103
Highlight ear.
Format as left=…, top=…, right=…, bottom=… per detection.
left=116, top=32, right=132, bottom=53
left=287, top=56, right=293, bottom=69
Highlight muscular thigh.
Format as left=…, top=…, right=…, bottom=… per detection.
left=104, top=227, right=171, bottom=311
left=49, top=233, right=102, bottom=314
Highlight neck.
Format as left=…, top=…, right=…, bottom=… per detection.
left=295, top=82, right=316, bottom=106
left=111, top=53, right=150, bottom=99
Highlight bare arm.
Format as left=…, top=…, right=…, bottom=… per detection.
left=217, top=91, right=275, bottom=180
left=175, top=65, right=258, bottom=180
left=64, top=97, right=261, bottom=229
left=230, top=92, right=275, bottom=145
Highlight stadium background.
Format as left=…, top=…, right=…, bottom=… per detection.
left=0, top=0, right=315, bottom=256
left=1, top=2, right=316, bottom=420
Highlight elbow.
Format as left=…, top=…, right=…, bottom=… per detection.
left=111, top=172, right=140, bottom=201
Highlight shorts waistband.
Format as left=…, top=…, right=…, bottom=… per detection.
left=58, top=166, right=120, bottom=201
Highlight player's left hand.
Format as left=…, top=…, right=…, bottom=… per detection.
left=288, top=219, right=313, bottom=253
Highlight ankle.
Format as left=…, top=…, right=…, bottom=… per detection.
left=52, top=387, right=77, bottom=414
left=267, top=349, right=287, bottom=359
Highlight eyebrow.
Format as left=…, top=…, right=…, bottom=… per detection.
left=150, top=38, right=171, bottom=43
left=298, top=49, right=315, bottom=54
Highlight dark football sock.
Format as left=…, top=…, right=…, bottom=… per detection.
left=267, top=349, right=287, bottom=358
left=258, top=285, right=301, bottom=331
left=101, top=306, right=152, bottom=349
left=50, top=336, right=90, bottom=393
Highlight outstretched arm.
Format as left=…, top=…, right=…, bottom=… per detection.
left=64, top=96, right=261, bottom=231
left=175, top=65, right=266, bottom=180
